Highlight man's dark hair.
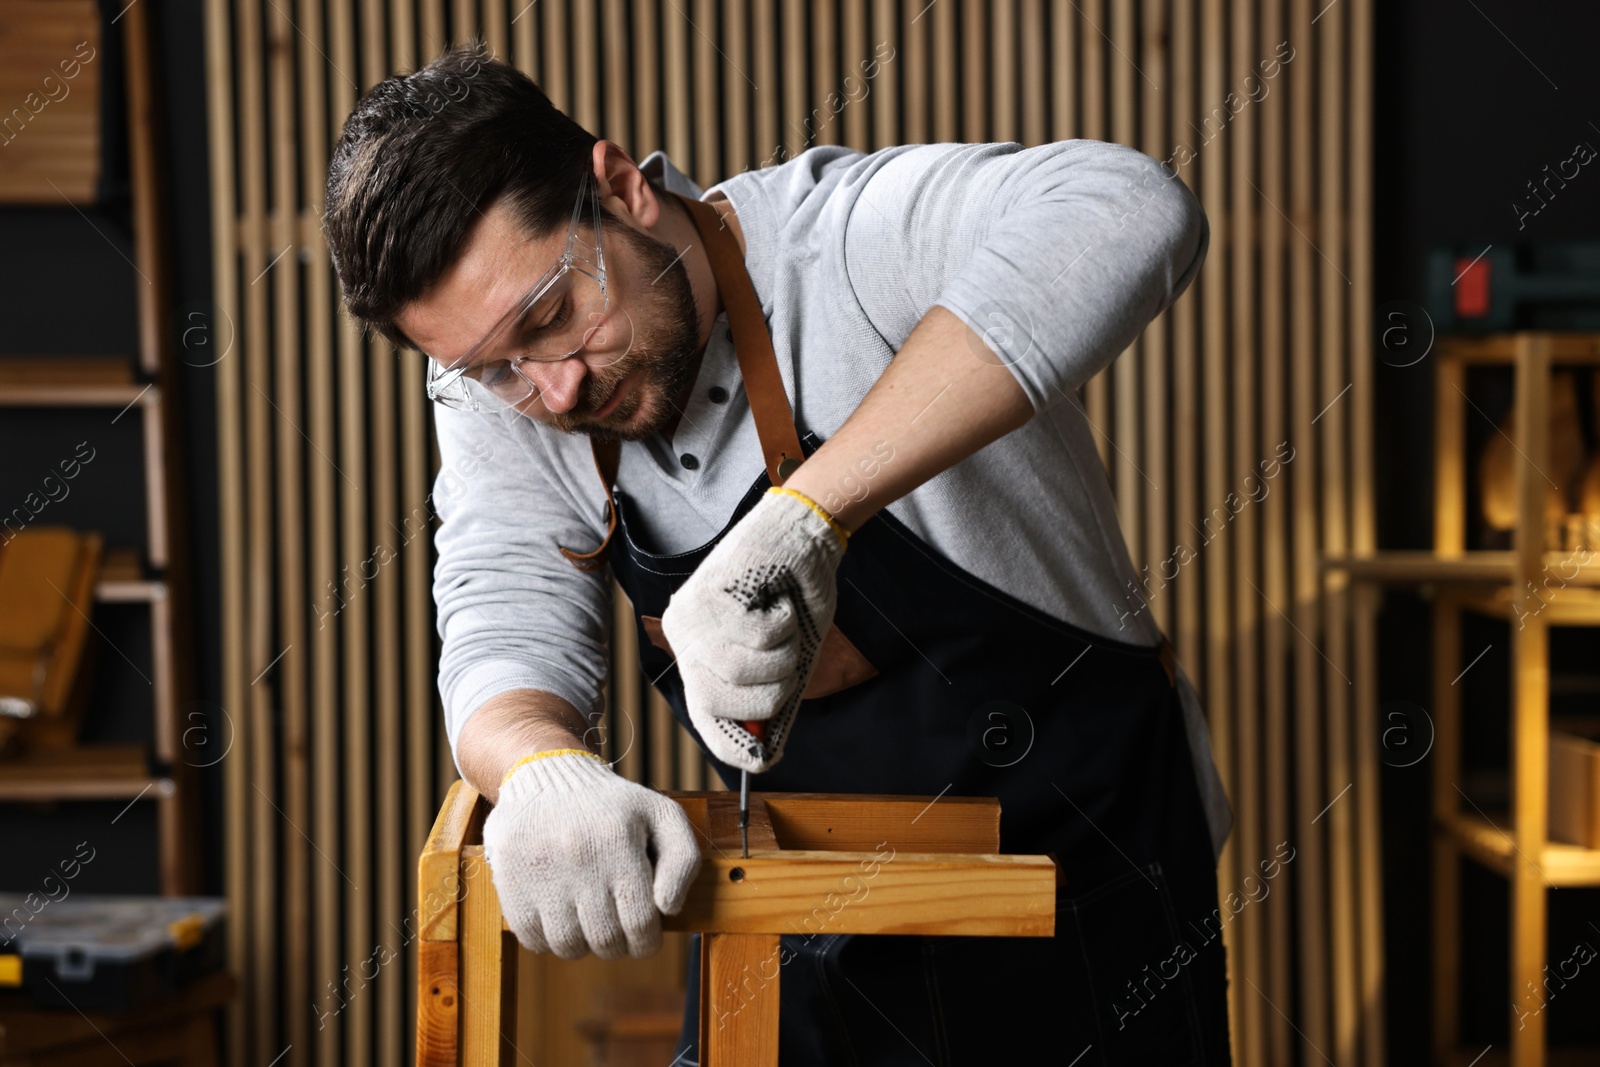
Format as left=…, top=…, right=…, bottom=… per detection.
left=324, top=43, right=625, bottom=351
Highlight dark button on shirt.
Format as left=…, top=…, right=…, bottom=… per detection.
left=680, top=453, right=700, bottom=471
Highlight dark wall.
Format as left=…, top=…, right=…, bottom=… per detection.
left=1374, top=1, right=1600, bottom=1060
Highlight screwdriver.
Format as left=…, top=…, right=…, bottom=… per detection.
left=739, top=719, right=768, bottom=858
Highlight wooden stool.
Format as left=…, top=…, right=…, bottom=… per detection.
left=416, top=783, right=1057, bottom=1067
left=0, top=970, right=234, bottom=1066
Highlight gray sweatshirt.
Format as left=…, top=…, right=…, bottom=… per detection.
left=431, top=141, right=1232, bottom=857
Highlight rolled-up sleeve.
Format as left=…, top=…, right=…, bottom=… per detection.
left=431, top=404, right=612, bottom=761
left=844, top=140, right=1208, bottom=409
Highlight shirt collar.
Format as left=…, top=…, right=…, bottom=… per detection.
left=638, top=150, right=705, bottom=199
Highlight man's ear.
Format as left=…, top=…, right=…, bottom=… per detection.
left=591, top=140, right=662, bottom=231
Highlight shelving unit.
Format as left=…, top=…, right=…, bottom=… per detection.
left=0, top=0, right=197, bottom=896
left=1326, top=331, right=1600, bottom=1067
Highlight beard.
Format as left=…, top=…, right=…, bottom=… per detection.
left=546, top=217, right=703, bottom=441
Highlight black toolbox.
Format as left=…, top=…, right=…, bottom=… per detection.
left=0, top=894, right=226, bottom=1011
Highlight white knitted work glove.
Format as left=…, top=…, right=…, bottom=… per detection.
left=661, top=487, right=848, bottom=774
left=481, top=750, right=702, bottom=960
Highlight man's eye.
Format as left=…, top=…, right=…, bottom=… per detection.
left=478, top=360, right=514, bottom=388
left=526, top=298, right=572, bottom=339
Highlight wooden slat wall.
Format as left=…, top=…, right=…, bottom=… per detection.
left=204, top=2, right=1381, bottom=1064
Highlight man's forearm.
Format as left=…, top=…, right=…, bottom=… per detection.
left=457, top=689, right=596, bottom=803
left=782, top=304, right=1033, bottom=532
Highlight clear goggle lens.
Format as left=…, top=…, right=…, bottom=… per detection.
left=430, top=267, right=613, bottom=412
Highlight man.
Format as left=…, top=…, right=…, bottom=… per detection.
left=327, top=44, right=1232, bottom=1065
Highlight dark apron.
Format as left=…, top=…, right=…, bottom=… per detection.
left=570, top=193, right=1231, bottom=1066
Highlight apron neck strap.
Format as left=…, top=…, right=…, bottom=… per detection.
left=673, top=190, right=805, bottom=484
left=562, top=189, right=801, bottom=571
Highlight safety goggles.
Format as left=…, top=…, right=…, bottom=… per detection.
left=425, top=170, right=610, bottom=412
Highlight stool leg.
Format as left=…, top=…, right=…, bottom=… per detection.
left=698, top=933, right=780, bottom=1067
left=461, top=855, right=517, bottom=1066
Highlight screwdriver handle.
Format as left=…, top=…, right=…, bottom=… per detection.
left=742, top=718, right=768, bottom=754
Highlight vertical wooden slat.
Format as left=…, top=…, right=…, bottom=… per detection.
left=1258, top=1, right=1293, bottom=1061
left=423, top=0, right=447, bottom=64
left=482, top=0, right=507, bottom=59
left=265, top=0, right=312, bottom=1060
left=751, top=0, right=779, bottom=164
left=1138, top=1, right=1169, bottom=631
left=1019, top=0, right=1045, bottom=147
left=1169, top=0, right=1200, bottom=685
left=812, top=0, right=839, bottom=148
left=1194, top=0, right=1242, bottom=1052
left=677, top=715, right=704, bottom=790
left=203, top=0, right=248, bottom=1057
left=511, top=0, right=534, bottom=73
left=234, top=0, right=277, bottom=1062
left=782, top=0, right=808, bottom=158
left=613, top=591, right=644, bottom=783
left=371, top=354, right=404, bottom=1067
left=1349, top=0, right=1385, bottom=1060
left=634, top=0, right=660, bottom=153
left=313, top=4, right=355, bottom=1062
left=1317, top=1, right=1358, bottom=1057
left=369, top=245, right=402, bottom=1067
left=1510, top=334, right=1551, bottom=1067
left=1288, top=0, right=1332, bottom=1055
left=1050, top=0, right=1076, bottom=141
left=901, top=0, right=927, bottom=144
left=572, top=0, right=600, bottom=133
left=929, top=0, right=956, bottom=140
left=1110, top=0, right=1139, bottom=577
left=959, top=0, right=984, bottom=141
left=371, top=11, right=415, bottom=1067
left=871, top=0, right=897, bottom=150
left=337, top=2, right=374, bottom=1064
left=1079, top=0, right=1108, bottom=465
left=603, top=0, right=633, bottom=146
left=542, top=0, right=569, bottom=127
left=649, top=689, right=675, bottom=790
left=402, top=374, right=435, bottom=1055
left=842, top=0, right=867, bottom=149
left=990, top=0, right=1015, bottom=143
left=391, top=5, right=430, bottom=1058
left=663, top=0, right=692, bottom=170
left=1431, top=595, right=1462, bottom=1067
left=692, top=0, right=719, bottom=181
left=1228, top=1, right=1264, bottom=1062
left=1235, top=2, right=1260, bottom=1062
left=724, top=0, right=752, bottom=168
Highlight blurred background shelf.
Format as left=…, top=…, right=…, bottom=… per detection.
left=0, top=743, right=171, bottom=802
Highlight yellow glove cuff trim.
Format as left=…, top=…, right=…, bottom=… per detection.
left=767, top=486, right=850, bottom=548
left=501, top=748, right=606, bottom=787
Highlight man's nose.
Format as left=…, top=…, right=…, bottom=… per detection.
left=520, top=358, right=587, bottom=414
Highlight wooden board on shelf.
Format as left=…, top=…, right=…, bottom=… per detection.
left=0, top=0, right=102, bottom=204
left=1456, top=586, right=1600, bottom=626
left=0, top=743, right=168, bottom=801
left=1324, top=550, right=1600, bottom=587
left=1441, top=811, right=1600, bottom=887
left=1437, top=333, right=1600, bottom=365
left=0, top=357, right=147, bottom=406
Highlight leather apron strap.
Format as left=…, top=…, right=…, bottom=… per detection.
left=560, top=189, right=804, bottom=571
